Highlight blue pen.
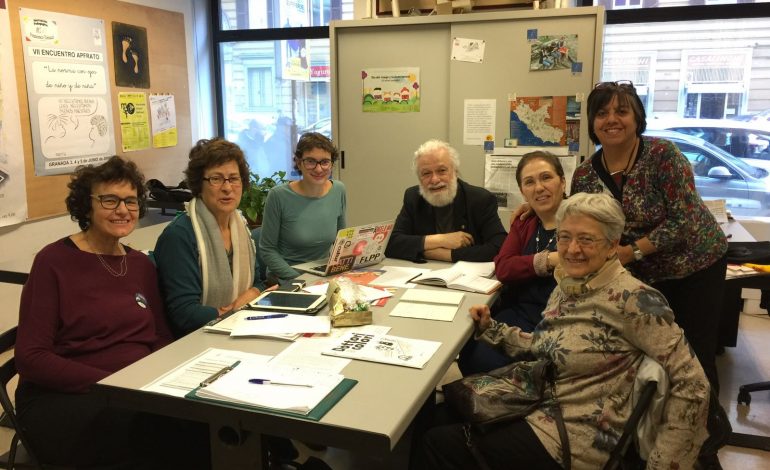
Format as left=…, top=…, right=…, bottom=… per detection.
left=249, top=378, right=313, bottom=387
left=245, top=314, right=288, bottom=320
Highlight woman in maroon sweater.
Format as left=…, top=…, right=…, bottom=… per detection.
left=458, top=151, right=566, bottom=375
left=15, top=157, right=207, bottom=468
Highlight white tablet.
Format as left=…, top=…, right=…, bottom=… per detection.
left=247, top=291, right=327, bottom=315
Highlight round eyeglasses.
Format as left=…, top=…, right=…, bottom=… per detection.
left=555, top=234, right=607, bottom=248
left=300, top=158, right=333, bottom=170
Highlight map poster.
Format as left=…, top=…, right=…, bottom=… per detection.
left=510, top=96, right=578, bottom=147
left=0, top=2, right=27, bottom=226
left=119, top=92, right=150, bottom=152
left=361, top=67, right=420, bottom=113
left=19, top=8, right=115, bottom=176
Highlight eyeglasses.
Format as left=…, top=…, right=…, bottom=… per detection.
left=203, top=175, right=243, bottom=187
left=594, top=80, right=635, bottom=90
left=300, top=158, right=333, bottom=170
left=556, top=234, right=607, bottom=248
left=91, top=194, right=140, bottom=211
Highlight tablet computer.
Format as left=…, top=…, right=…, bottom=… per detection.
left=247, top=291, right=327, bottom=315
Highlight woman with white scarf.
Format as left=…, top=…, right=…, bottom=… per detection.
left=155, top=137, right=263, bottom=338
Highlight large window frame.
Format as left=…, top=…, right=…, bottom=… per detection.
left=210, top=1, right=331, bottom=139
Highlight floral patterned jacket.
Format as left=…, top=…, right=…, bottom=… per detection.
left=571, top=136, right=726, bottom=284
left=477, top=258, right=709, bottom=469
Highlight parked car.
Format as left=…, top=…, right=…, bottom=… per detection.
left=647, top=118, right=770, bottom=160
left=645, top=129, right=770, bottom=216
left=299, top=117, right=331, bottom=139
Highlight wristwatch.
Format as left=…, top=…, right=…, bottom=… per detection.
left=631, top=242, right=644, bottom=261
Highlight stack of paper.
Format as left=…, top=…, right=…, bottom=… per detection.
left=203, top=310, right=301, bottom=341
left=229, top=313, right=331, bottom=338
left=389, top=289, right=464, bottom=322
left=321, top=331, right=441, bottom=369
left=194, top=359, right=345, bottom=415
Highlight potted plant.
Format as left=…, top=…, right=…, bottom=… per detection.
left=238, top=170, right=288, bottom=227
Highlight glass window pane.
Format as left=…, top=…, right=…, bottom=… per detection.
left=602, top=17, right=770, bottom=216
left=220, top=0, right=354, bottom=30
left=221, top=40, right=331, bottom=180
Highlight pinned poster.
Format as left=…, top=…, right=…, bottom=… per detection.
left=149, top=94, right=177, bottom=148
left=118, top=92, right=150, bottom=152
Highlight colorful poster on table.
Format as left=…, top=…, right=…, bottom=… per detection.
left=118, top=92, right=150, bottom=152
left=0, top=1, right=27, bottom=226
left=149, top=94, right=177, bottom=148
left=19, top=8, right=115, bottom=176
left=280, top=0, right=310, bottom=81
left=361, top=67, right=420, bottom=113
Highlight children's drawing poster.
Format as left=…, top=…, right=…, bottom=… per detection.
left=19, top=8, right=115, bottom=175
left=361, top=67, right=420, bottom=113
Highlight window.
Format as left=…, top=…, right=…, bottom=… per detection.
left=214, top=0, right=353, bottom=178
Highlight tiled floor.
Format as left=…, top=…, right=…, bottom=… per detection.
left=2, top=311, right=768, bottom=469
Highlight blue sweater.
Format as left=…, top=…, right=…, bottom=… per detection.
left=260, top=181, right=346, bottom=280
left=153, top=213, right=260, bottom=337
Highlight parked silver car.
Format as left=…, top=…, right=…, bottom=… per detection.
left=647, top=118, right=770, bottom=160
left=645, top=129, right=770, bottom=216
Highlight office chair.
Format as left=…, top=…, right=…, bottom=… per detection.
left=0, top=326, right=74, bottom=470
left=729, top=359, right=770, bottom=451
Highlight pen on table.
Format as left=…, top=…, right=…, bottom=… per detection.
left=248, top=378, right=313, bottom=387
left=246, top=314, right=288, bottom=320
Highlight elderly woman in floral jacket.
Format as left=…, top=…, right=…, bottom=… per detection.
left=419, top=192, right=709, bottom=470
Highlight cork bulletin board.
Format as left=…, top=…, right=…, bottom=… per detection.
left=8, top=0, right=191, bottom=219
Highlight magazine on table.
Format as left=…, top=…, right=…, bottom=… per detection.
left=389, top=289, right=464, bottom=322
left=321, top=331, right=441, bottom=369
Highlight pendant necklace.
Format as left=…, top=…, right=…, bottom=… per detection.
left=84, top=234, right=128, bottom=277
left=603, top=138, right=638, bottom=177
left=535, top=221, right=556, bottom=252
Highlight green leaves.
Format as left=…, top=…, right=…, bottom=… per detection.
left=238, top=170, right=287, bottom=226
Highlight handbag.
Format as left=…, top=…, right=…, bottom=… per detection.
left=443, top=359, right=571, bottom=470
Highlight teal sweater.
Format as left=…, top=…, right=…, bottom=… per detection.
left=260, top=181, right=346, bottom=280
left=153, top=213, right=260, bottom=337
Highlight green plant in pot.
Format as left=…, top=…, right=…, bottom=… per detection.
left=239, top=171, right=287, bottom=227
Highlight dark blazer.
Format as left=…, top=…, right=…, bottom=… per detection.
left=385, top=179, right=506, bottom=262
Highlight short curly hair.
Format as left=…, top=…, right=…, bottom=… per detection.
left=293, top=132, right=339, bottom=171
left=66, top=155, right=147, bottom=230
left=185, top=137, right=250, bottom=196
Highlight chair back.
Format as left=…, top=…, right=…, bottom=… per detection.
left=0, top=326, right=43, bottom=470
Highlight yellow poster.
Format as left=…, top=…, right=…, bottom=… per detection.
left=118, top=91, right=150, bottom=151
left=149, top=93, right=177, bottom=148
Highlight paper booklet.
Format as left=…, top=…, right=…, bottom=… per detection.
left=190, top=358, right=347, bottom=415
left=203, top=310, right=301, bottom=342
left=389, top=289, right=464, bottom=322
left=410, top=261, right=501, bottom=294
left=321, top=331, right=441, bottom=369
left=229, top=313, right=331, bottom=338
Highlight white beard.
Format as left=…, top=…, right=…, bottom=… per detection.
left=419, top=177, right=458, bottom=207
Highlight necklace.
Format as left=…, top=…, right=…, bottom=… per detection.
left=84, top=234, right=128, bottom=277
left=535, top=221, right=556, bottom=252
left=602, top=138, right=638, bottom=176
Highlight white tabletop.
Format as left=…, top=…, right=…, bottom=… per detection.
left=97, top=259, right=490, bottom=468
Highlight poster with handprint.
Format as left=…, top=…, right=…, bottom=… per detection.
left=19, top=8, right=116, bottom=175
left=112, top=22, right=150, bottom=88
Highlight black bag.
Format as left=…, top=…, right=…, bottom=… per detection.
left=443, top=359, right=571, bottom=470
left=147, top=179, right=193, bottom=203
left=443, top=359, right=554, bottom=425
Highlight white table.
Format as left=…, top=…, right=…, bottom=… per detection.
left=96, top=259, right=490, bottom=469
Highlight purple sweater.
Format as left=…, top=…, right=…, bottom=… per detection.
left=16, top=237, right=173, bottom=393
